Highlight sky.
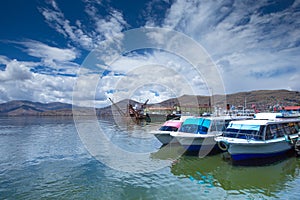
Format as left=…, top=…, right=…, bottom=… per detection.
left=0, top=0, right=300, bottom=107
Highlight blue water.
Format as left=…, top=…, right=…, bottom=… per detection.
left=1, top=117, right=300, bottom=199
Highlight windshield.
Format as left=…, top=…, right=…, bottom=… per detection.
left=159, top=126, right=179, bottom=132
left=179, top=124, right=209, bottom=134
left=223, top=123, right=264, bottom=140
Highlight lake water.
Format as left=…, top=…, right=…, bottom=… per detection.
left=1, top=116, right=300, bottom=199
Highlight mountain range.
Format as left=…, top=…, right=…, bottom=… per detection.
left=0, top=90, right=299, bottom=116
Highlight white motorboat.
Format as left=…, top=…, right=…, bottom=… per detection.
left=152, top=116, right=191, bottom=145
left=171, top=115, right=252, bottom=154
left=215, top=113, right=300, bottom=163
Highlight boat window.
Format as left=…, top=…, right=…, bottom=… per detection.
left=223, top=124, right=264, bottom=140
left=269, top=124, right=276, bottom=132
left=210, top=120, right=226, bottom=132
left=198, top=126, right=209, bottom=134
left=197, top=118, right=204, bottom=125
left=265, top=125, right=274, bottom=140
left=266, top=123, right=289, bottom=138
left=269, top=124, right=278, bottom=138
left=227, top=123, right=260, bottom=131
left=224, top=120, right=231, bottom=129
left=283, top=123, right=293, bottom=135
left=275, top=124, right=286, bottom=137
left=283, top=122, right=300, bottom=134
left=239, top=129, right=258, bottom=135
left=294, top=122, right=300, bottom=133
left=159, top=126, right=178, bottom=132
left=179, top=124, right=198, bottom=134
left=258, top=125, right=265, bottom=139
left=202, top=119, right=211, bottom=129
left=225, top=128, right=239, bottom=133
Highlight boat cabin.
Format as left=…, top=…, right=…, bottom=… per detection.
left=223, top=118, right=300, bottom=141
left=178, top=116, right=246, bottom=134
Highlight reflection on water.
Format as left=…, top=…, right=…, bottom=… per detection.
left=1, top=116, right=300, bottom=199
left=171, top=154, right=300, bottom=198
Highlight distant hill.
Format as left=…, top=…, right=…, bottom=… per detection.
left=225, top=89, right=300, bottom=111
left=0, top=90, right=299, bottom=116
left=147, top=89, right=300, bottom=111
left=0, top=100, right=74, bottom=116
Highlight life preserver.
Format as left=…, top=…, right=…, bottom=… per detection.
left=218, top=141, right=229, bottom=151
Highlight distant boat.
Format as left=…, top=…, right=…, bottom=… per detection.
left=215, top=113, right=300, bottom=164
left=152, top=116, right=191, bottom=145
left=171, top=115, right=252, bottom=154
left=108, top=98, right=151, bottom=122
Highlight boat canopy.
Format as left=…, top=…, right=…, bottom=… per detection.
left=182, top=118, right=211, bottom=128
left=254, top=113, right=283, bottom=120
left=163, top=120, right=182, bottom=129
left=179, top=117, right=211, bottom=134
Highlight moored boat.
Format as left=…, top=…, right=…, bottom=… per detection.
left=215, top=113, right=300, bottom=164
left=171, top=115, right=252, bottom=155
left=152, top=116, right=191, bottom=145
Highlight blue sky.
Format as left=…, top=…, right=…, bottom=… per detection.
left=0, top=0, right=299, bottom=107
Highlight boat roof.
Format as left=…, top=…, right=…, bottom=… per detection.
left=181, top=115, right=252, bottom=123
left=228, top=117, right=300, bottom=127
left=228, top=119, right=269, bottom=126
left=254, top=113, right=283, bottom=120
left=205, top=115, right=252, bottom=121
left=162, top=120, right=182, bottom=128
left=182, top=117, right=211, bottom=125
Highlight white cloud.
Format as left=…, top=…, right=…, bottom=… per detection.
left=39, top=2, right=95, bottom=50
left=0, top=55, right=10, bottom=65
left=3, top=0, right=299, bottom=106
left=159, top=0, right=300, bottom=93
left=39, top=0, right=127, bottom=51
left=94, top=10, right=127, bottom=41
left=93, top=50, right=213, bottom=105
left=0, top=58, right=77, bottom=104
left=20, top=40, right=77, bottom=62
left=0, top=59, right=34, bottom=82
left=9, top=40, right=80, bottom=76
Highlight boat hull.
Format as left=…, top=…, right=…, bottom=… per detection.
left=172, top=132, right=220, bottom=153
left=153, top=132, right=178, bottom=145
left=227, top=140, right=294, bottom=162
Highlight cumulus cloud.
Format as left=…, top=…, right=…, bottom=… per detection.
left=160, top=0, right=300, bottom=93
left=5, top=40, right=80, bottom=77
left=0, top=58, right=77, bottom=104
left=0, top=59, right=33, bottom=82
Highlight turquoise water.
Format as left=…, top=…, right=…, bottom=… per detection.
left=1, top=117, right=300, bottom=199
